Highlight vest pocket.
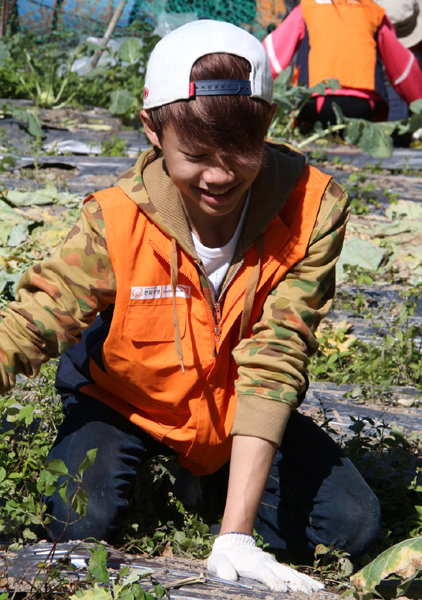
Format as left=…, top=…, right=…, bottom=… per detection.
left=125, top=301, right=187, bottom=342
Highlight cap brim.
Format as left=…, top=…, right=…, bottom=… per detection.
left=398, top=10, right=422, bottom=47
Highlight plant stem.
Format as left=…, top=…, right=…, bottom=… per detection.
left=297, top=123, right=346, bottom=148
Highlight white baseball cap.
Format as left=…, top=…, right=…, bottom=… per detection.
left=143, top=19, right=273, bottom=109
left=376, top=0, right=422, bottom=48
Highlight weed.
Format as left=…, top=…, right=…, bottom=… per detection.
left=307, top=148, right=329, bottom=162
left=72, top=543, right=172, bottom=599
left=0, top=156, right=16, bottom=172
left=342, top=265, right=375, bottom=314
left=342, top=172, right=379, bottom=214
left=383, top=188, right=399, bottom=204
left=119, top=454, right=215, bottom=558
left=310, top=283, right=422, bottom=393
left=100, top=136, right=128, bottom=157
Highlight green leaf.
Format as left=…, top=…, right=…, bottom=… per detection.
left=17, top=403, right=36, bottom=426
left=88, top=545, right=109, bottom=585
left=118, top=38, right=142, bottom=64
left=22, top=527, right=37, bottom=541
left=344, top=119, right=364, bottom=145
left=37, top=468, right=60, bottom=495
left=358, top=121, right=393, bottom=158
left=409, top=98, right=422, bottom=114
left=59, top=480, right=69, bottom=504
left=45, top=458, right=69, bottom=476
left=376, top=120, right=400, bottom=136
left=9, top=107, right=44, bottom=138
left=336, top=237, right=385, bottom=282
left=78, top=448, right=98, bottom=474
left=350, top=536, right=422, bottom=594
left=309, top=78, right=341, bottom=96
left=7, top=222, right=31, bottom=247
left=408, top=112, right=422, bottom=134
left=109, top=89, right=136, bottom=115
left=6, top=184, right=59, bottom=206
left=0, top=270, right=20, bottom=295
left=72, top=487, right=89, bottom=517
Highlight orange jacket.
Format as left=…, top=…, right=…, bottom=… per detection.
left=300, top=0, right=385, bottom=90
left=79, top=165, right=331, bottom=475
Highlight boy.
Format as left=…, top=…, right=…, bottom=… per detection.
left=0, top=19, right=380, bottom=593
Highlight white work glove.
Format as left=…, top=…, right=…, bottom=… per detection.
left=207, top=533, right=324, bottom=593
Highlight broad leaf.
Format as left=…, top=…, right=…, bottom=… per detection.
left=37, top=468, right=61, bottom=495
left=72, top=487, right=89, bottom=517
left=409, top=98, right=422, bottom=114
left=336, top=237, right=386, bottom=283
left=344, top=119, right=363, bottom=145
left=409, top=112, right=422, bottom=133
left=88, top=545, right=109, bottom=584
left=44, top=458, right=69, bottom=476
left=78, top=447, right=98, bottom=473
left=109, top=89, right=135, bottom=115
left=351, top=536, right=422, bottom=595
left=118, top=38, right=143, bottom=64
left=10, top=107, right=44, bottom=138
left=8, top=222, right=32, bottom=247
left=358, top=121, right=393, bottom=158
left=6, top=183, right=59, bottom=206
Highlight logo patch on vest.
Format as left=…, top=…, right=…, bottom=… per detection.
left=130, top=285, right=191, bottom=300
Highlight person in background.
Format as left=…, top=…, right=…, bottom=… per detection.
left=374, top=0, right=422, bottom=120
left=263, top=0, right=422, bottom=127
left=375, top=0, right=422, bottom=68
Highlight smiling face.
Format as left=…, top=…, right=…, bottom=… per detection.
left=141, top=116, right=264, bottom=246
left=161, top=122, right=263, bottom=228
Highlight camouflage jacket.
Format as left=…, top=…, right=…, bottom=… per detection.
left=0, top=143, right=349, bottom=445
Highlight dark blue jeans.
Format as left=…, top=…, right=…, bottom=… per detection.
left=45, top=392, right=381, bottom=558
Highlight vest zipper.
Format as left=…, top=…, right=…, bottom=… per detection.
left=217, top=260, right=244, bottom=302
left=212, top=260, right=244, bottom=355
left=196, top=262, right=222, bottom=352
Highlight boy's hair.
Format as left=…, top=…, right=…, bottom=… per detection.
left=147, top=52, right=273, bottom=160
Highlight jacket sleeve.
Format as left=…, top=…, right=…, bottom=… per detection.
left=232, top=179, right=349, bottom=445
left=263, top=5, right=305, bottom=79
left=378, top=15, right=422, bottom=104
left=0, top=197, right=116, bottom=393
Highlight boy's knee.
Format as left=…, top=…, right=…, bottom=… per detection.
left=308, top=484, right=381, bottom=557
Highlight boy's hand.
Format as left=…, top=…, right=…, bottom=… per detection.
left=207, top=533, right=324, bottom=593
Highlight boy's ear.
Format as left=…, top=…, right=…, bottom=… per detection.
left=140, top=110, right=162, bottom=149
left=268, top=103, right=278, bottom=127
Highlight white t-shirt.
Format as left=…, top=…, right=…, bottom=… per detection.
left=192, top=191, right=250, bottom=296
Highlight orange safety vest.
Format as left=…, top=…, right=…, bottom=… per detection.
left=300, top=0, right=385, bottom=91
left=80, top=165, right=332, bottom=475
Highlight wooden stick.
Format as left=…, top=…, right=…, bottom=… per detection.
left=1, top=0, right=10, bottom=38
left=89, top=0, right=128, bottom=70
